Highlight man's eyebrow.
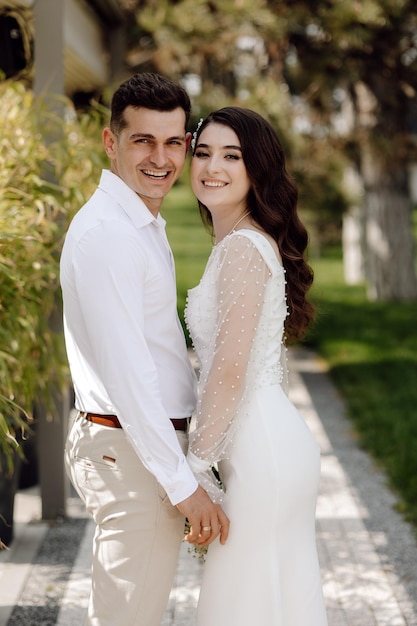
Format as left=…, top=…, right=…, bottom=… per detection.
left=130, top=132, right=154, bottom=139
left=129, top=132, right=186, bottom=141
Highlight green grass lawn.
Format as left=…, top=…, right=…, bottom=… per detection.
left=307, top=249, right=417, bottom=525
left=163, top=183, right=417, bottom=527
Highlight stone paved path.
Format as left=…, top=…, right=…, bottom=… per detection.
left=1, top=348, right=416, bottom=625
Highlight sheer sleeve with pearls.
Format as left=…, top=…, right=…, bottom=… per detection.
left=186, top=234, right=272, bottom=501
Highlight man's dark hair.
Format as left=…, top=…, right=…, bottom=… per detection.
left=110, top=72, right=191, bottom=135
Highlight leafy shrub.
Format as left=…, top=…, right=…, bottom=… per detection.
left=0, top=81, right=106, bottom=471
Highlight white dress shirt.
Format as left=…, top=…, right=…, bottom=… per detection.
left=60, top=169, right=198, bottom=505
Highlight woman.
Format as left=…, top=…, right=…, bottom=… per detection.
left=185, top=107, right=328, bottom=625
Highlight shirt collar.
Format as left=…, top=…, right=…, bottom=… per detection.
left=98, top=169, right=166, bottom=230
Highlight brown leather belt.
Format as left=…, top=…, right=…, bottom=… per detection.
left=84, top=412, right=190, bottom=432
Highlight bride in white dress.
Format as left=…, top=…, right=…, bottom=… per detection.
left=185, top=107, right=328, bottom=626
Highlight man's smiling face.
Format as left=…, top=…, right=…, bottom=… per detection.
left=103, top=106, right=191, bottom=216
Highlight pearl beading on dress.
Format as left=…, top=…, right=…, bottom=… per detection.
left=185, top=230, right=289, bottom=502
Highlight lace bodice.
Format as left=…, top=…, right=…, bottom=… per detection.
left=185, top=229, right=288, bottom=500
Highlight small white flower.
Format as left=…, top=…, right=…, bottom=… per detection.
left=191, top=118, right=204, bottom=152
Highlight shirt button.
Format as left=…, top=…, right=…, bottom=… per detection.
left=146, top=456, right=152, bottom=462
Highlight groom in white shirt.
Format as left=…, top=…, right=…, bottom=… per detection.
left=60, top=72, right=229, bottom=626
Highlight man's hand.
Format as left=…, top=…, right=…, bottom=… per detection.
left=176, top=485, right=230, bottom=546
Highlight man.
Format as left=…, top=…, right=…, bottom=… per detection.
left=60, top=73, right=229, bottom=626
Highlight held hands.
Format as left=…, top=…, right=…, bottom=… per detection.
left=176, top=485, right=230, bottom=547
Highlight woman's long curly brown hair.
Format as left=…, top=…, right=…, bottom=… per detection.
left=193, top=106, right=315, bottom=341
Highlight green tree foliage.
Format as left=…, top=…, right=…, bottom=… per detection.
left=0, top=82, right=106, bottom=470
left=128, top=0, right=348, bottom=247
left=267, top=0, right=417, bottom=299
left=127, top=0, right=417, bottom=298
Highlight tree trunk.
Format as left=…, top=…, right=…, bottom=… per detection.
left=342, top=166, right=365, bottom=285
left=343, top=207, right=365, bottom=285
left=354, top=82, right=417, bottom=301
left=362, top=163, right=417, bottom=301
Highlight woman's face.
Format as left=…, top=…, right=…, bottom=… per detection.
left=191, top=123, right=251, bottom=215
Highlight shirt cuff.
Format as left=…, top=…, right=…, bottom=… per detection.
left=160, top=458, right=199, bottom=506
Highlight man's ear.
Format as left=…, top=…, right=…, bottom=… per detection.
left=102, top=127, right=116, bottom=159
left=185, top=131, right=192, bottom=152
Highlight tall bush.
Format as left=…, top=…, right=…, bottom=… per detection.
left=0, top=81, right=106, bottom=471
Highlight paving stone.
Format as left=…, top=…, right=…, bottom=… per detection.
left=1, top=348, right=417, bottom=625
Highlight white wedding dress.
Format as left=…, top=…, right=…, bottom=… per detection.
left=185, top=230, right=328, bottom=626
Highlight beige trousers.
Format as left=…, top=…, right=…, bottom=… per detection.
left=65, top=412, right=187, bottom=626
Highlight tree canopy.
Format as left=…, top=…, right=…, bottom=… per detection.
left=123, top=0, right=417, bottom=300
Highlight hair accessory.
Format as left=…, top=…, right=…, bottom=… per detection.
left=191, top=118, right=204, bottom=151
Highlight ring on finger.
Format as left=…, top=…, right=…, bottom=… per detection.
left=202, top=526, right=212, bottom=532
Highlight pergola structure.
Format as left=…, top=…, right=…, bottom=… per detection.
left=0, top=0, right=127, bottom=99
